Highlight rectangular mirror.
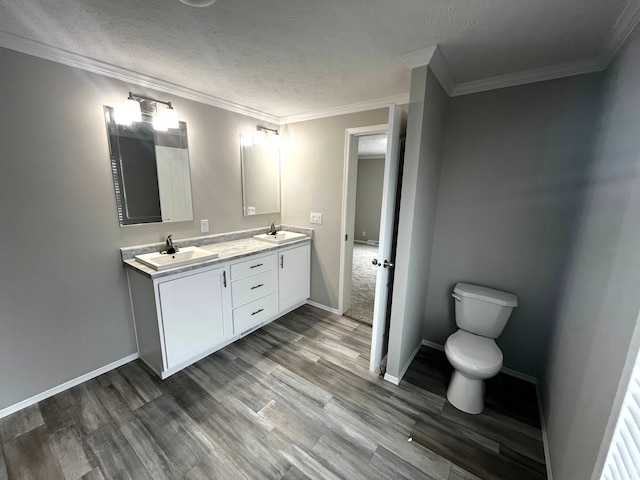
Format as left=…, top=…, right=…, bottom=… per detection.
left=104, top=106, right=193, bottom=226
left=241, top=135, right=281, bottom=216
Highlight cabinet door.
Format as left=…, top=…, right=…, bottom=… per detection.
left=158, top=267, right=226, bottom=367
left=278, top=244, right=311, bottom=312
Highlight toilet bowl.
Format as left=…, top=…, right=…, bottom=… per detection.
left=444, top=283, right=517, bottom=414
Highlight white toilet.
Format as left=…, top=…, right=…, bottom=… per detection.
left=444, top=282, right=518, bottom=414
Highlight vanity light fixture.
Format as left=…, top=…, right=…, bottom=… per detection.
left=115, top=92, right=179, bottom=130
left=252, top=126, right=280, bottom=146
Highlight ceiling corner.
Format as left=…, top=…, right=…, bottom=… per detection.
left=401, top=45, right=456, bottom=96
left=401, top=46, right=438, bottom=69
left=600, top=0, right=640, bottom=68
left=428, top=47, right=456, bottom=96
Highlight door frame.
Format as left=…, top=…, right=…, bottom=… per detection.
left=338, top=123, right=388, bottom=316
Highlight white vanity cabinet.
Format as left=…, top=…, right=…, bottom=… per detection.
left=229, top=252, right=278, bottom=334
left=125, top=238, right=311, bottom=379
left=127, top=264, right=232, bottom=379
left=278, top=243, right=311, bottom=313
left=158, top=267, right=228, bottom=367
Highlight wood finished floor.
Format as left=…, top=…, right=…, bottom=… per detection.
left=0, top=305, right=547, bottom=479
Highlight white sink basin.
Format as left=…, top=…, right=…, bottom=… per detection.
left=135, top=246, right=218, bottom=271
left=253, top=231, right=308, bottom=244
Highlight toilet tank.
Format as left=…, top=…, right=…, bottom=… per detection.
left=453, top=283, right=518, bottom=338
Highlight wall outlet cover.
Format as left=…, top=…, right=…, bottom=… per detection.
left=200, top=219, right=210, bottom=233
left=310, top=212, right=323, bottom=224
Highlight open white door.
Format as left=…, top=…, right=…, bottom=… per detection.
left=369, top=104, right=402, bottom=372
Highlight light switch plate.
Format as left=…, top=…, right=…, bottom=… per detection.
left=200, top=219, right=210, bottom=233
left=310, top=212, right=323, bottom=224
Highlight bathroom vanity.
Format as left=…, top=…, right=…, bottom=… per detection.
left=121, top=228, right=311, bottom=379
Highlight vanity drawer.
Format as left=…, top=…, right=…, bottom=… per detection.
left=231, top=269, right=277, bottom=307
left=233, top=293, right=278, bottom=334
left=230, top=253, right=276, bottom=280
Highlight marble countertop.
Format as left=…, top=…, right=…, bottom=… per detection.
left=121, top=226, right=312, bottom=279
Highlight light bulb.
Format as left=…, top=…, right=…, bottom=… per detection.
left=163, top=107, right=179, bottom=129
left=240, top=133, right=253, bottom=146
left=269, top=133, right=281, bottom=147
left=114, top=107, right=131, bottom=126
left=153, top=114, right=168, bottom=132
left=124, top=98, right=141, bottom=122
left=253, top=130, right=267, bottom=145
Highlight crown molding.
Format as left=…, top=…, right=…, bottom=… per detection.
left=0, top=30, right=280, bottom=124
left=3, top=0, right=640, bottom=127
left=427, top=46, right=456, bottom=96
left=279, top=93, right=409, bottom=125
left=452, top=56, right=603, bottom=97
left=401, top=0, right=640, bottom=98
left=401, top=45, right=455, bottom=95
left=401, top=46, right=437, bottom=69
left=600, top=0, right=640, bottom=67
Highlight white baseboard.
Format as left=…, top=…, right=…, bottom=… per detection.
left=0, top=353, right=139, bottom=420
left=501, top=366, right=538, bottom=384
left=384, top=340, right=423, bottom=386
left=305, top=300, right=340, bottom=315
left=384, top=372, right=400, bottom=385
left=422, top=339, right=444, bottom=351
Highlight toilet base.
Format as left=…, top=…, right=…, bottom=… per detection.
left=446, top=370, right=485, bottom=414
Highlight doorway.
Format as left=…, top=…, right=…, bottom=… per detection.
left=343, top=134, right=388, bottom=325
left=338, top=104, right=404, bottom=373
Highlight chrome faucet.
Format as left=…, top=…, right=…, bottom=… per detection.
left=160, top=235, right=179, bottom=254
left=268, top=222, right=278, bottom=235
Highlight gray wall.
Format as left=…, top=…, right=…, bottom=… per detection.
left=281, top=109, right=391, bottom=309
left=354, top=157, right=384, bottom=243
left=387, top=66, right=448, bottom=379
left=423, top=74, right=603, bottom=378
left=543, top=24, right=640, bottom=480
left=0, top=47, right=279, bottom=411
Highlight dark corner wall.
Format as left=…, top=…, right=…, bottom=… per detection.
left=542, top=23, right=640, bottom=480
left=423, top=72, right=604, bottom=378
left=418, top=20, right=640, bottom=480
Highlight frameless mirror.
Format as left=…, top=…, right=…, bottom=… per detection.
left=241, top=136, right=281, bottom=216
left=104, top=106, right=194, bottom=226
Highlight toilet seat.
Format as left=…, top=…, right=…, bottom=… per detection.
left=445, top=330, right=503, bottom=375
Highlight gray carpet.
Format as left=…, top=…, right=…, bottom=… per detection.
left=344, top=243, right=378, bottom=325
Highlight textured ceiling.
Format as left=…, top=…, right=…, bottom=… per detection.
left=0, top=0, right=629, bottom=118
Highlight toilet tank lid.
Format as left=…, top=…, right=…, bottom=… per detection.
left=454, top=283, right=518, bottom=307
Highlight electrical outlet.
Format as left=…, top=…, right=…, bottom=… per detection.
left=200, top=219, right=209, bottom=233
left=310, top=212, right=323, bottom=224
left=362, top=230, right=366, bottom=237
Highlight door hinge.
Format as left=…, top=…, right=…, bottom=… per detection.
left=345, top=234, right=348, bottom=241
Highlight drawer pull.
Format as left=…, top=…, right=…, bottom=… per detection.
left=250, top=263, right=264, bottom=269
left=251, top=283, right=264, bottom=290
left=251, top=308, right=264, bottom=316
